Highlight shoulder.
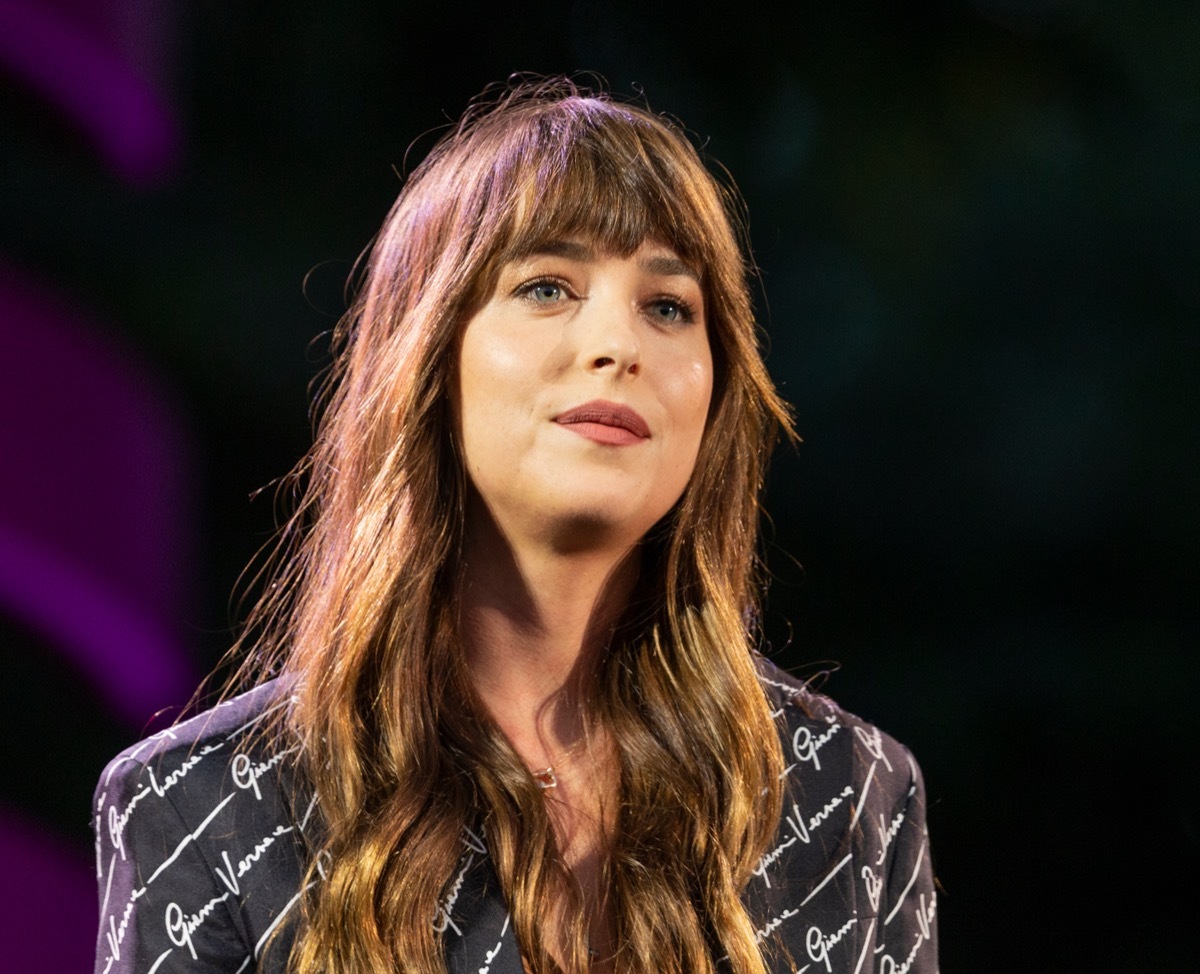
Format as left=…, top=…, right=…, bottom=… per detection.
left=94, top=678, right=303, bottom=869
left=97, top=679, right=295, bottom=800
left=748, top=659, right=938, bottom=970
left=756, top=656, right=922, bottom=801
left=93, top=679, right=311, bottom=973
left=754, top=656, right=929, bottom=879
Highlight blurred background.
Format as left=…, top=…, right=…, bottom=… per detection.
left=1, top=0, right=1195, bottom=969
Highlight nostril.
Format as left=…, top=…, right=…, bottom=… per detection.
left=592, top=356, right=616, bottom=368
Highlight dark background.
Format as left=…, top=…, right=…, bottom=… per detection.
left=2, top=0, right=1196, bottom=970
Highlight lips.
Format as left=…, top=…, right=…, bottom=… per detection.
left=553, top=399, right=651, bottom=446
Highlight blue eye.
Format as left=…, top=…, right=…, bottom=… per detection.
left=649, top=298, right=693, bottom=323
left=525, top=281, right=564, bottom=303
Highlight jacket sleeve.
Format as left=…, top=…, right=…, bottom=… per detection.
left=873, top=748, right=938, bottom=973
left=93, top=751, right=253, bottom=974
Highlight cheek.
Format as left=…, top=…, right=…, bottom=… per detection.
left=459, top=328, right=505, bottom=394
left=454, top=329, right=498, bottom=470
left=459, top=315, right=560, bottom=401
left=691, top=357, right=715, bottom=414
left=457, top=325, right=522, bottom=428
left=665, top=351, right=715, bottom=437
left=456, top=323, right=550, bottom=472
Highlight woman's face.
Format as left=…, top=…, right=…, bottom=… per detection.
left=455, top=238, right=713, bottom=553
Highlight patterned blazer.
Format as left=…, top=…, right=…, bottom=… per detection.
left=94, top=663, right=937, bottom=973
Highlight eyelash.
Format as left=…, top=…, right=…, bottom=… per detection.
left=514, top=278, right=698, bottom=325
left=515, top=277, right=573, bottom=304
left=647, top=295, right=697, bottom=325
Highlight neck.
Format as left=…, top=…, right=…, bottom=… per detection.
left=459, top=499, right=638, bottom=760
left=459, top=499, right=629, bottom=967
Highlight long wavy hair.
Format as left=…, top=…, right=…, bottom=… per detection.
left=237, top=78, right=795, bottom=974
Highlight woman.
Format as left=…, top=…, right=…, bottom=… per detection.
left=94, top=79, right=937, bottom=974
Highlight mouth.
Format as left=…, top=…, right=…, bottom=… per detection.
left=553, top=399, right=651, bottom=446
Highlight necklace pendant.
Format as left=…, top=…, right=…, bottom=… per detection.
left=532, top=767, right=557, bottom=790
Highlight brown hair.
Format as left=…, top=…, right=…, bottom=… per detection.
left=239, top=77, right=795, bottom=974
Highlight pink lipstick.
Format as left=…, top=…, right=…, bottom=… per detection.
left=553, top=400, right=650, bottom=446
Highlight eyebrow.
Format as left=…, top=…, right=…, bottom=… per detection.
left=508, top=239, right=595, bottom=263
left=507, top=240, right=701, bottom=283
left=638, top=253, right=700, bottom=283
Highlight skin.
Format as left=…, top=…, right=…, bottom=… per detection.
left=453, top=238, right=713, bottom=967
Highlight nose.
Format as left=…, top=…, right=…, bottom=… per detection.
left=575, top=296, right=641, bottom=377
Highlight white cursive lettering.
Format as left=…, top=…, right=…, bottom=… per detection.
left=230, top=747, right=294, bottom=800
left=793, top=721, right=841, bottom=771
left=915, top=890, right=936, bottom=942
left=786, top=802, right=811, bottom=844
left=147, top=742, right=222, bottom=799
left=754, top=907, right=800, bottom=944
left=806, top=917, right=857, bottom=972
left=875, top=807, right=907, bottom=867
left=214, top=823, right=293, bottom=895
left=476, top=913, right=510, bottom=973
left=164, top=892, right=230, bottom=959
left=433, top=852, right=475, bottom=935
left=878, top=892, right=935, bottom=974
left=104, top=900, right=135, bottom=962
left=810, top=784, right=854, bottom=832
left=753, top=835, right=797, bottom=887
left=854, top=725, right=893, bottom=773
left=107, top=787, right=151, bottom=861
left=861, top=865, right=883, bottom=912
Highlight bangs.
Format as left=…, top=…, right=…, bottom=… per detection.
left=480, top=102, right=724, bottom=279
